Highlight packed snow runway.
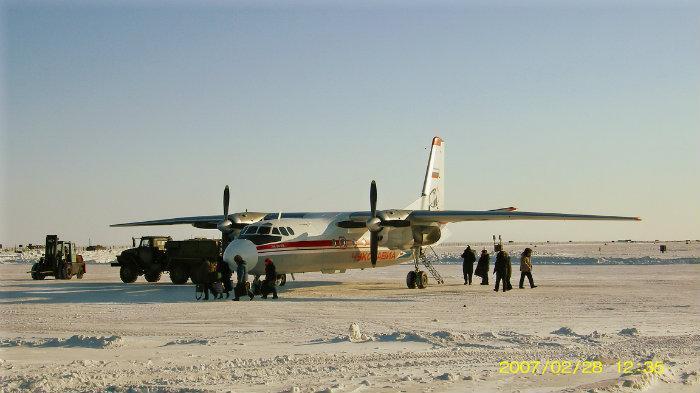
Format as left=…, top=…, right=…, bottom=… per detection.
left=1, top=256, right=699, bottom=392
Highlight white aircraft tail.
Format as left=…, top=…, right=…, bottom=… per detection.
left=405, top=136, right=445, bottom=211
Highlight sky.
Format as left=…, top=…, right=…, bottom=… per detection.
left=1, top=1, right=699, bottom=246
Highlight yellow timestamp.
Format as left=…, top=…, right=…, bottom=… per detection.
left=498, top=360, right=667, bottom=375
left=617, top=360, right=665, bottom=374
left=499, top=360, right=604, bottom=375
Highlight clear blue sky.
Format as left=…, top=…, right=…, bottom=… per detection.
left=1, top=1, right=698, bottom=246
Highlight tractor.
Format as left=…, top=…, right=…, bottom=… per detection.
left=30, top=235, right=86, bottom=280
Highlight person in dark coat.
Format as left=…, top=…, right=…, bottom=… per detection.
left=218, top=259, right=233, bottom=299
left=233, top=255, right=254, bottom=301
left=494, top=250, right=511, bottom=292
left=519, top=247, right=538, bottom=289
left=196, top=259, right=221, bottom=300
left=505, top=251, right=513, bottom=291
left=461, top=245, right=476, bottom=285
left=474, top=249, right=490, bottom=285
left=262, top=258, right=278, bottom=299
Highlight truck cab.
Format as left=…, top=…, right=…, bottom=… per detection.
left=112, top=236, right=172, bottom=283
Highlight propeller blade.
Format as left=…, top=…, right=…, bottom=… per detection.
left=223, top=185, right=230, bottom=219
left=336, top=220, right=368, bottom=229
left=370, top=231, right=378, bottom=267
left=382, top=220, right=411, bottom=227
left=370, top=180, right=377, bottom=218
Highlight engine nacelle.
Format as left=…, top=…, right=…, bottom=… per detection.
left=411, top=225, right=441, bottom=247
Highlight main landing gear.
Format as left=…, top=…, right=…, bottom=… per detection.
left=406, top=247, right=445, bottom=289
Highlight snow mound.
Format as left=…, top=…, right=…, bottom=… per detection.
left=164, top=339, right=212, bottom=346
left=1, top=335, right=123, bottom=349
left=435, top=372, right=456, bottom=381
left=348, top=322, right=372, bottom=343
left=550, top=327, right=576, bottom=336
left=619, top=327, right=639, bottom=336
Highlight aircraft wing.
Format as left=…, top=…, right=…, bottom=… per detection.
left=408, top=210, right=640, bottom=223
left=110, top=215, right=223, bottom=229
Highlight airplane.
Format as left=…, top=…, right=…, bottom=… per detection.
left=111, top=136, right=640, bottom=289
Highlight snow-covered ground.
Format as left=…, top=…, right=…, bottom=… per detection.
left=0, top=247, right=127, bottom=265
left=2, top=241, right=698, bottom=266
left=1, top=248, right=699, bottom=392
left=436, top=241, right=700, bottom=265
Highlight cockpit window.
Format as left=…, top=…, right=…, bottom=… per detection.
left=287, top=227, right=295, bottom=235
left=238, top=226, right=282, bottom=245
left=279, top=227, right=289, bottom=236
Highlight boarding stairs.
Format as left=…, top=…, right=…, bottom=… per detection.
left=418, top=246, right=445, bottom=284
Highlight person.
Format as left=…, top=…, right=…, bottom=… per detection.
left=474, top=249, right=490, bottom=285
left=505, top=250, right=513, bottom=291
left=196, top=259, right=221, bottom=301
left=519, top=248, right=538, bottom=289
left=494, top=249, right=510, bottom=292
left=461, top=245, right=476, bottom=285
left=262, top=258, right=278, bottom=299
left=233, top=255, right=254, bottom=301
left=218, top=258, right=234, bottom=299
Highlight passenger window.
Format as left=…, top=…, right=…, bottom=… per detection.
left=279, top=227, right=289, bottom=236
left=259, top=226, right=271, bottom=235
left=271, top=227, right=280, bottom=235
left=287, top=227, right=295, bottom=235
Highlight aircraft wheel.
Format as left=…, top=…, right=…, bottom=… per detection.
left=416, top=271, right=428, bottom=289
left=252, top=276, right=262, bottom=296
left=406, top=271, right=417, bottom=289
left=276, top=274, right=286, bottom=286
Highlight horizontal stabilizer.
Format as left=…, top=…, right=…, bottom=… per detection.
left=488, top=207, right=517, bottom=212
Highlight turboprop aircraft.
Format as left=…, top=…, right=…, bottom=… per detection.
left=112, top=137, right=639, bottom=289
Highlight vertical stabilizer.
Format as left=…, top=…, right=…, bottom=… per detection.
left=405, top=136, right=445, bottom=211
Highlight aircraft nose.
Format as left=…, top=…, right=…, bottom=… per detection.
left=223, top=239, right=259, bottom=272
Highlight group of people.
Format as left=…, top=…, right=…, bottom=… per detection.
left=199, top=256, right=279, bottom=301
left=461, top=245, right=537, bottom=292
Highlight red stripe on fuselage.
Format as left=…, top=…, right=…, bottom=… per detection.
left=256, top=240, right=334, bottom=251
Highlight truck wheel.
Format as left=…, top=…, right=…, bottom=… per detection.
left=31, top=263, right=45, bottom=280
left=76, top=267, right=84, bottom=279
left=62, top=265, right=72, bottom=280
left=120, top=264, right=138, bottom=283
left=169, top=265, right=189, bottom=285
left=144, top=271, right=162, bottom=283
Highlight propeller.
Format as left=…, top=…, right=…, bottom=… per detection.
left=368, top=181, right=380, bottom=266
left=337, top=181, right=411, bottom=266
left=217, top=186, right=234, bottom=240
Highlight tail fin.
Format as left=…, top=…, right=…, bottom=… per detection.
left=405, top=136, right=445, bottom=211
